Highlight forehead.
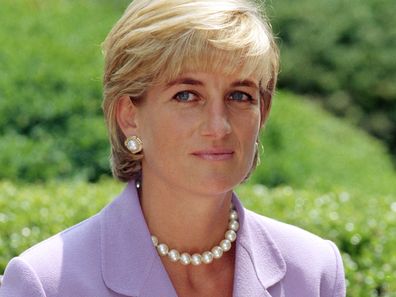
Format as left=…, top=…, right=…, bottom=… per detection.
left=145, top=25, right=274, bottom=92
left=162, top=71, right=260, bottom=89
left=154, top=50, right=267, bottom=89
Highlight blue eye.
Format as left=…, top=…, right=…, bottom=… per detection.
left=173, top=91, right=197, bottom=102
left=229, top=91, right=252, bottom=102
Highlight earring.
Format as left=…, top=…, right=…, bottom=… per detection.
left=125, top=136, right=143, bottom=154
left=256, top=141, right=263, bottom=152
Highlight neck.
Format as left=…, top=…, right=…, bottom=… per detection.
left=138, top=175, right=233, bottom=253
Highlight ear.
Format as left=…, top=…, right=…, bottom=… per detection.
left=116, top=95, right=139, bottom=137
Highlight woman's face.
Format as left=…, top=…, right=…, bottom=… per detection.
left=134, top=71, right=262, bottom=196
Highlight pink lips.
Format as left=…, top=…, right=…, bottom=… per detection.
left=191, top=149, right=234, bottom=161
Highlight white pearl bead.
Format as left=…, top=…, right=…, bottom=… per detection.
left=230, top=210, right=238, bottom=220
left=202, top=251, right=214, bottom=264
left=157, top=243, right=169, bottom=256
left=225, top=230, right=237, bottom=242
left=220, top=239, right=232, bottom=252
left=168, top=249, right=180, bottom=262
left=229, top=220, right=239, bottom=232
left=191, top=253, right=202, bottom=265
left=151, top=235, right=158, bottom=247
left=211, top=246, right=224, bottom=259
left=180, top=253, right=191, bottom=265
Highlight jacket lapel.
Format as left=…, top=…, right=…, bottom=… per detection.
left=100, top=184, right=285, bottom=297
left=100, top=181, right=177, bottom=297
left=232, top=194, right=286, bottom=297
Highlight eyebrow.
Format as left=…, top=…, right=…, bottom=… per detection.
left=166, top=78, right=203, bottom=88
left=165, top=77, right=259, bottom=89
left=231, top=80, right=259, bottom=89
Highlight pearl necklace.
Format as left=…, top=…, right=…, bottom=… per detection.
left=151, top=206, right=239, bottom=266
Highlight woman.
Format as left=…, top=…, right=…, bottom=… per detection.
left=0, top=0, right=346, bottom=296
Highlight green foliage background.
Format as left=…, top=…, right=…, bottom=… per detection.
left=269, top=0, right=396, bottom=158
left=0, top=0, right=116, bottom=181
left=0, top=0, right=395, bottom=296
left=252, top=92, right=395, bottom=196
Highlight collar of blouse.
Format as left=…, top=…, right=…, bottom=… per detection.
left=100, top=181, right=286, bottom=297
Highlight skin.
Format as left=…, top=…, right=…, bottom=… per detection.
left=117, top=71, right=265, bottom=296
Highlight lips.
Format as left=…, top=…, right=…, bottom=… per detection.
left=191, top=149, right=234, bottom=161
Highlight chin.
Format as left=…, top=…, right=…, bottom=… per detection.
left=194, top=176, right=243, bottom=196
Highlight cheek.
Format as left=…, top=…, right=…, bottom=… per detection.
left=234, top=110, right=261, bottom=141
left=235, top=113, right=260, bottom=166
left=138, top=110, right=192, bottom=153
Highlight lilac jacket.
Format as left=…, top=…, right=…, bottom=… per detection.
left=0, top=182, right=345, bottom=297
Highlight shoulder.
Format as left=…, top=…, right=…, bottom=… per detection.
left=21, top=211, right=102, bottom=266
left=246, top=209, right=332, bottom=255
left=244, top=209, right=346, bottom=296
left=0, top=212, right=103, bottom=296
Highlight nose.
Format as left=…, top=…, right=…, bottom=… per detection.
left=200, top=100, right=232, bottom=139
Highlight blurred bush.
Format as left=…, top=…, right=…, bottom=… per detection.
left=250, top=91, right=396, bottom=196
left=1, top=0, right=395, bottom=192
left=268, top=0, right=396, bottom=158
left=0, top=180, right=395, bottom=296
left=0, top=0, right=123, bottom=181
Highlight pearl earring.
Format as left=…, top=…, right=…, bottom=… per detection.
left=125, top=136, right=143, bottom=154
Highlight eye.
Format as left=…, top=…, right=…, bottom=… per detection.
left=173, top=91, right=198, bottom=102
left=228, top=91, right=253, bottom=102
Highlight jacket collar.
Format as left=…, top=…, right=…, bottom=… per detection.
left=100, top=181, right=178, bottom=296
left=232, top=194, right=286, bottom=296
left=100, top=181, right=286, bottom=297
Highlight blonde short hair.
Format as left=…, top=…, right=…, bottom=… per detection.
left=102, top=0, right=279, bottom=182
